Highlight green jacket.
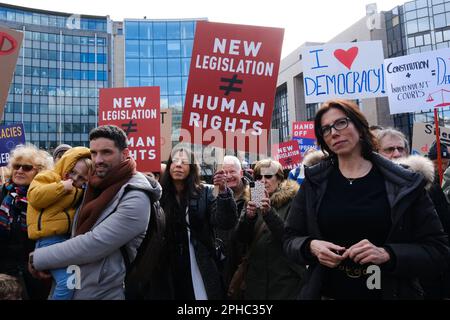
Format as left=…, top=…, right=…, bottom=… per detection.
left=236, top=180, right=305, bottom=300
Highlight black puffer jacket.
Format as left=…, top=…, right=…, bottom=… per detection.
left=283, top=152, right=450, bottom=300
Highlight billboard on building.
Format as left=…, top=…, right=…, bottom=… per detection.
left=385, top=48, right=450, bottom=114
left=181, top=21, right=284, bottom=153
left=99, top=87, right=160, bottom=172
left=0, top=26, right=23, bottom=120
left=302, top=41, right=386, bottom=103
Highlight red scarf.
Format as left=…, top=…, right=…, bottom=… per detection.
left=75, top=157, right=136, bottom=236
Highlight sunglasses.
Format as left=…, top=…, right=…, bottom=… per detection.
left=255, top=174, right=275, bottom=180
left=12, top=164, right=35, bottom=172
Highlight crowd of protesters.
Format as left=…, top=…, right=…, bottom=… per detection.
left=1, top=99, right=450, bottom=300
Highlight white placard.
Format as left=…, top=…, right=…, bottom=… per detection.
left=385, top=48, right=450, bottom=114
left=302, top=41, right=386, bottom=103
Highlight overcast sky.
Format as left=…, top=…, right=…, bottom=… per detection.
left=3, top=0, right=407, bottom=57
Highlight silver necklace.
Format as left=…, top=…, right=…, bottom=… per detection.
left=342, top=165, right=372, bottom=185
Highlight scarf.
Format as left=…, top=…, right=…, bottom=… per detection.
left=0, top=181, right=29, bottom=239
left=75, top=157, right=136, bottom=236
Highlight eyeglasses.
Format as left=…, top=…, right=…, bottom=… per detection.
left=382, top=146, right=406, bottom=154
left=320, top=117, right=351, bottom=137
left=255, top=174, right=275, bottom=180
left=12, top=164, right=34, bottom=172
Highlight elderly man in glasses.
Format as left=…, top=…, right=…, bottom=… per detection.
left=376, top=128, right=409, bottom=160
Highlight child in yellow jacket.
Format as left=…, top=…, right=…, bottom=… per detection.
left=27, top=147, right=92, bottom=300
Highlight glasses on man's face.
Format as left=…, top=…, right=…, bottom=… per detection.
left=382, top=146, right=406, bottom=154
left=12, top=164, right=34, bottom=172
left=255, top=174, right=275, bottom=180
left=320, top=117, right=351, bottom=137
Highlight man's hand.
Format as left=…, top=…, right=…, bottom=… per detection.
left=28, top=252, right=51, bottom=280
left=342, top=239, right=391, bottom=265
left=213, top=169, right=227, bottom=193
left=310, top=240, right=346, bottom=268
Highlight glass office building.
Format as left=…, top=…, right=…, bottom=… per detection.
left=385, top=0, right=450, bottom=139
left=0, top=3, right=111, bottom=149
left=124, top=19, right=204, bottom=141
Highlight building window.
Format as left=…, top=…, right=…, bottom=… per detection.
left=306, top=104, right=318, bottom=121
left=273, top=84, right=289, bottom=142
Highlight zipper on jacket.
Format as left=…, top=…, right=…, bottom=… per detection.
left=37, top=209, right=44, bottom=231
left=63, top=209, right=71, bottom=235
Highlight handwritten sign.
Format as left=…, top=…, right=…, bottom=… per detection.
left=181, top=21, right=284, bottom=153
left=99, top=87, right=160, bottom=172
left=302, top=41, right=386, bottom=103
left=271, top=140, right=302, bottom=170
left=0, top=27, right=23, bottom=120
left=292, top=121, right=317, bottom=155
left=412, top=122, right=450, bottom=156
left=385, top=48, right=450, bottom=114
left=0, top=123, right=26, bottom=167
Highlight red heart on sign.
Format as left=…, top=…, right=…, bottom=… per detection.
left=333, top=47, right=359, bottom=70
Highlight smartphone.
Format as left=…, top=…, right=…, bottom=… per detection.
left=250, top=180, right=265, bottom=208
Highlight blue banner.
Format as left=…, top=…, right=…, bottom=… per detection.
left=293, top=137, right=317, bottom=156
left=0, top=123, right=26, bottom=167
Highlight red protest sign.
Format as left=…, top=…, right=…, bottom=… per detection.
left=181, top=21, right=284, bottom=153
left=0, top=27, right=23, bottom=120
left=272, top=141, right=302, bottom=170
left=292, top=121, right=315, bottom=139
left=99, top=87, right=160, bottom=172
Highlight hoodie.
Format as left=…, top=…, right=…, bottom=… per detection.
left=27, top=147, right=91, bottom=240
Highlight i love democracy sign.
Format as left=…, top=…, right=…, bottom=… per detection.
left=302, top=41, right=386, bottom=103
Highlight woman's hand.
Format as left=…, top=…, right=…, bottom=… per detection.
left=310, top=240, right=346, bottom=268
left=342, top=239, right=391, bottom=265
left=246, top=201, right=258, bottom=219
left=260, top=190, right=271, bottom=216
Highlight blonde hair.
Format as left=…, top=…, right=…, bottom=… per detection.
left=8, top=144, right=54, bottom=173
left=0, top=274, right=22, bottom=300
left=253, top=159, right=284, bottom=181
left=75, top=157, right=94, bottom=176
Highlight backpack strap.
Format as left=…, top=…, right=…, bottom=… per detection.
left=120, top=193, right=155, bottom=274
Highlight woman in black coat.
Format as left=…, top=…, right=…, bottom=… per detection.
left=283, top=99, right=450, bottom=300
left=160, top=145, right=237, bottom=300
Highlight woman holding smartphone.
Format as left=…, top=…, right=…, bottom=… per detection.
left=234, top=159, right=305, bottom=300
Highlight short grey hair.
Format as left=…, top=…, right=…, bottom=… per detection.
left=377, top=128, right=410, bottom=154
left=223, top=155, right=242, bottom=171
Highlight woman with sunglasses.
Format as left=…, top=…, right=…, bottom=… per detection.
left=0, top=144, right=53, bottom=299
left=234, top=159, right=305, bottom=299
left=284, top=99, right=450, bottom=300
